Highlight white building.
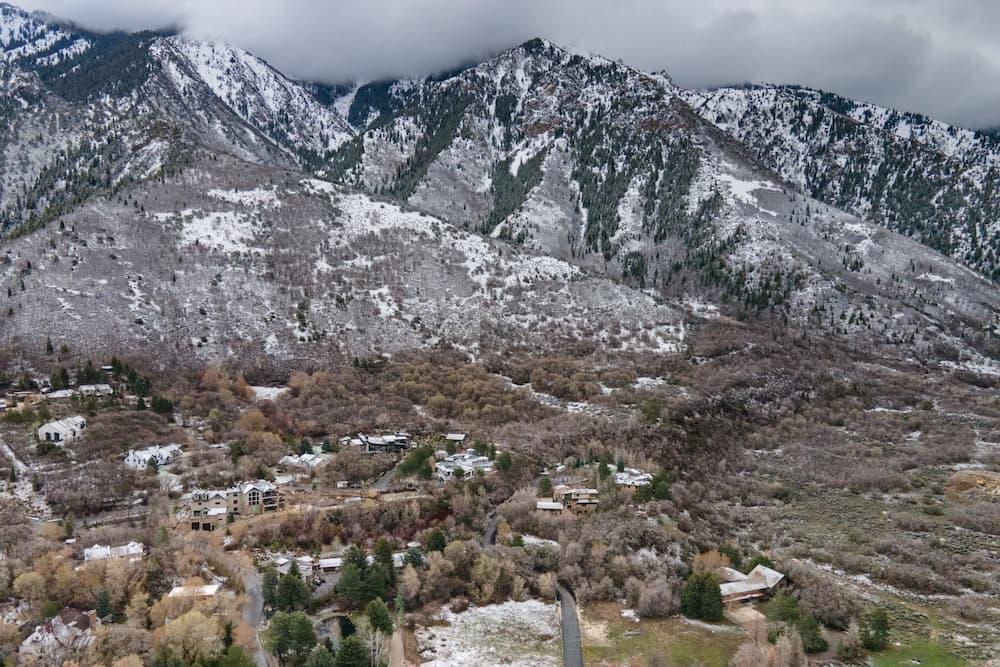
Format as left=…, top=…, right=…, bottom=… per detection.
left=78, top=384, right=113, bottom=397
left=83, top=541, right=144, bottom=562
left=444, top=433, right=467, bottom=444
left=124, top=444, right=181, bottom=471
left=167, top=583, right=221, bottom=598
left=436, top=449, right=494, bottom=480
left=718, top=565, right=785, bottom=603
left=614, top=468, right=653, bottom=488
left=37, top=416, right=87, bottom=444
left=278, top=453, right=325, bottom=469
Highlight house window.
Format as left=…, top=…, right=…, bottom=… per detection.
left=247, top=489, right=261, bottom=506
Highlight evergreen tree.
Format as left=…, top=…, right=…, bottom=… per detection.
left=95, top=589, right=111, bottom=619
left=679, top=573, right=722, bottom=622
left=262, top=566, right=279, bottom=608
left=336, top=562, right=365, bottom=608
left=495, top=452, right=513, bottom=474
left=45, top=337, right=53, bottom=355
left=304, top=645, right=336, bottom=667
left=276, top=562, right=310, bottom=611
left=537, top=476, right=553, bottom=497
left=860, top=607, right=890, bottom=651
left=223, top=619, right=234, bottom=649
left=426, top=528, right=446, bottom=552
left=265, top=611, right=317, bottom=666
left=334, top=635, right=368, bottom=667
left=366, top=597, right=394, bottom=636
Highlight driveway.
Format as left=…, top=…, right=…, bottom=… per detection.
left=373, top=461, right=401, bottom=492
left=556, top=584, right=584, bottom=667
left=240, top=567, right=268, bottom=667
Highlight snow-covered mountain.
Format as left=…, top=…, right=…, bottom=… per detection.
left=680, top=84, right=1000, bottom=282
left=0, top=3, right=355, bottom=234
left=0, top=5, right=997, bottom=369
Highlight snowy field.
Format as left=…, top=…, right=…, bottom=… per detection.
left=416, top=600, right=561, bottom=667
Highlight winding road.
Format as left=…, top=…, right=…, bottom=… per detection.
left=556, top=584, right=584, bottom=667
left=480, top=509, right=583, bottom=666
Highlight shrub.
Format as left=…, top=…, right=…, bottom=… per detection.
left=859, top=607, right=889, bottom=651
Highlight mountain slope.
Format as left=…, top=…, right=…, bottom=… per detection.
left=0, top=152, right=685, bottom=361
left=0, top=4, right=356, bottom=235
left=680, top=84, right=1000, bottom=282
left=323, top=39, right=1000, bottom=365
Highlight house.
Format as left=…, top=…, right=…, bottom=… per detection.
left=435, top=449, right=494, bottom=480
left=553, top=485, right=599, bottom=514
left=124, top=444, right=181, bottom=471
left=614, top=468, right=653, bottom=488
left=0, top=399, right=6, bottom=412
left=535, top=500, right=566, bottom=514
left=78, top=384, right=113, bottom=397
left=444, top=433, right=467, bottom=444
left=187, top=480, right=286, bottom=531
left=19, top=608, right=99, bottom=664
left=37, top=416, right=86, bottom=444
left=278, top=453, right=325, bottom=470
left=718, top=565, right=785, bottom=604
left=83, top=541, right=144, bottom=562
left=46, top=389, right=75, bottom=400
left=167, top=583, right=221, bottom=598
left=355, top=432, right=411, bottom=454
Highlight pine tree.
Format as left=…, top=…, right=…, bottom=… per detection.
left=304, top=645, right=336, bottom=667
left=427, top=528, right=446, bottom=552
left=336, top=562, right=365, bottom=609
left=95, top=589, right=112, bottom=619
left=276, top=561, right=310, bottom=611
left=366, top=597, right=394, bottom=636
left=334, top=635, right=368, bottom=667
left=262, top=566, right=279, bottom=608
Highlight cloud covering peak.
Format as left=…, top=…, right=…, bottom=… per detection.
left=18, top=0, right=1000, bottom=129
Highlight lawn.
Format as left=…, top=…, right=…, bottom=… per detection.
left=582, top=602, right=744, bottom=667
left=872, top=641, right=968, bottom=667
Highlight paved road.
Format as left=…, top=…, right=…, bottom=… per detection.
left=372, top=461, right=401, bottom=492
left=482, top=512, right=498, bottom=548
left=556, top=584, right=584, bottom=667
left=240, top=568, right=268, bottom=667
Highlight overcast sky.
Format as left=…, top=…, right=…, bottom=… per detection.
left=20, top=0, right=1000, bottom=129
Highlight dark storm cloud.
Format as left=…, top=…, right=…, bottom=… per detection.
left=19, top=0, right=1000, bottom=128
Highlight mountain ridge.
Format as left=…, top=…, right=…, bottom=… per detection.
left=0, top=8, right=995, bottom=372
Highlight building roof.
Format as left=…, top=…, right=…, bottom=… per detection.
left=536, top=500, right=564, bottom=511
left=37, top=416, right=86, bottom=439
left=747, top=565, right=784, bottom=588
left=83, top=541, right=144, bottom=562
left=445, top=433, right=467, bottom=441
left=718, top=565, right=784, bottom=598
left=167, top=584, right=221, bottom=598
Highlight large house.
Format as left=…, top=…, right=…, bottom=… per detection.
left=20, top=608, right=99, bottom=665
left=83, top=541, right=145, bottom=563
left=346, top=432, right=411, bottom=454
left=124, top=444, right=181, bottom=470
left=614, top=468, right=653, bottom=488
left=188, top=480, right=286, bottom=531
left=553, top=485, right=600, bottom=514
left=435, top=449, right=493, bottom=480
left=718, top=565, right=785, bottom=604
left=37, top=416, right=86, bottom=444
